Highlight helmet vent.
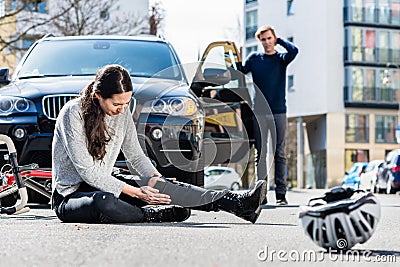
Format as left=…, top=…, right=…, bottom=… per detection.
left=359, top=219, right=369, bottom=232
left=350, top=218, right=362, bottom=237
left=307, top=221, right=314, bottom=238
left=334, top=218, right=347, bottom=241
left=321, top=223, right=328, bottom=243
left=361, top=211, right=375, bottom=229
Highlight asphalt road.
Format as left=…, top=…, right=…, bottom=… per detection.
left=1, top=189, right=399, bottom=267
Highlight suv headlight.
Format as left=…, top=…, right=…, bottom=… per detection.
left=143, top=97, right=198, bottom=116
left=0, top=96, right=36, bottom=116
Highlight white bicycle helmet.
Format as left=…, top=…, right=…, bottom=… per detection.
left=299, top=186, right=381, bottom=250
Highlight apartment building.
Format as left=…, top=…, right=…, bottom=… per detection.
left=243, top=0, right=400, bottom=188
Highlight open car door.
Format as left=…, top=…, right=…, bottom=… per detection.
left=190, top=41, right=254, bottom=167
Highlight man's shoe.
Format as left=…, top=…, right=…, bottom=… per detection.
left=143, top=205, right=191, bottom=223
left=276, top=198, right=288, bottom=206
left=261, top=196, right=268, bottom=205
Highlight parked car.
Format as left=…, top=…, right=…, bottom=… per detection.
left=204, top=166, right=242, bottom=190
left=359, top=160, right=384, bottom=192
left=342, top=162, right=368, bottom=189
left=375, top=149, right=400, bottom=194
left=0, top=35, right=253, bottom=201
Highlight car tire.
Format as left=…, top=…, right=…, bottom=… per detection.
left=0, top=192, right=18, bottom=207
left=231, top=182, right=240, bottom=191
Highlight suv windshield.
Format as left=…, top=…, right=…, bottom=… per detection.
left=17, top=39, right=183, bottom=80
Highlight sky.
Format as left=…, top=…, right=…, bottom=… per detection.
left=155, top=0, right=244, bottom=64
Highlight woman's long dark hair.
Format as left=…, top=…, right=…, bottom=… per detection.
left=81, top=64, right=133, bottom=161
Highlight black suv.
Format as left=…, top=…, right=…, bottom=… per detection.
left=0, top=35, right=253, bottom=192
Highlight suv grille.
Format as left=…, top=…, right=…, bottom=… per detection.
left=42, top=94, right=78, bottom=120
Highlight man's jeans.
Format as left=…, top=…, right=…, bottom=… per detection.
left=253, top=113, right=288, bottom=197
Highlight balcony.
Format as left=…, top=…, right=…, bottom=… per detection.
left=344, top=46, right=400, bottom=64
left=343, top=6, right=400, bottom=26
left=344, top=86, right=400, bottom=108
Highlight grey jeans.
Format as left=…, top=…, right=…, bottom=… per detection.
left=253, top=113, right=288, bottom=196
left=53, top=174, right=226, bottom=223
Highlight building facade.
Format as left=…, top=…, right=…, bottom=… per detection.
left=243, top=0, right=400, bottom=188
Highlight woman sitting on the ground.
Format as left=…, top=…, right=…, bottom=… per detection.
left=51, top=64, right=267, bottom=224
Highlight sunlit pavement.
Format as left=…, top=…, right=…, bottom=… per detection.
left=0, top=189, right=398, bottom=267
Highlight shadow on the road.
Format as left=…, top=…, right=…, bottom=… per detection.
left=27, top=203, right=51, bottom=208
left=0, top=214, right=58, bottom=220
left=129, top=221, right=298, bottom=228
left=262, top=204, right=300, bottom=209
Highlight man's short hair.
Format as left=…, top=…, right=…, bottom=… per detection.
left=255, top=25, right=276, bottom=40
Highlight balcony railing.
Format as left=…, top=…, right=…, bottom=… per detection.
left=344, top=86, right=400, bottom=104
left=344, top=46, right=400, bottom=64
left=343, top=7, right=400, bottom=26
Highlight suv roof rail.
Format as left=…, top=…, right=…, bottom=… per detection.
left=42, top=33, right=55, bottom=39
left=157, top=33, right=166, bottom=41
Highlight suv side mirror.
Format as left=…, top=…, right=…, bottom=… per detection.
left=0, top=68, right=10, bottom=85
left=203, top=68, right=231, bottom=86
left=190, top=67, right=232, bottom=96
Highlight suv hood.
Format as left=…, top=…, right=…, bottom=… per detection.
left=0, top=76, right=193, bottom=100
left=0, top=76, right=91, bottom=99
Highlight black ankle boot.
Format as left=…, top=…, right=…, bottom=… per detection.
left=216, top=180, right=268, bottom=224
left=142, top=205, right=191, bottom=223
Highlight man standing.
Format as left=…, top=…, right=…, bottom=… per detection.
left=242, top=25, right=298, bottom=205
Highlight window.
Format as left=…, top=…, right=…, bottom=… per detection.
left=288, top=75, right=295, bottom=92
left=365, top=69, right=376, bottom=101
left=350, top=0, right=363, bottom=22
left=378, top=0, right=390, bottom=24
left=365, top=0, right=376, bottom=22
left=345, top=67, right=398, bottom=104
left=351, top=28, right=363, bottom=61
left=345, top=149, right=369, bottom=171
left=378, top=30, right=390, bottom=62
left=10, top=0, right=46, bottom=14
left=365, top=29, right=376, bottom=61
left=393, top=0, right=400, bottom=25
left=345, top=27, right=399, bottom=63
left=375, top=115, right=397, bottom=143
left=245, top=45, right=257, bottom=58
left=345, top=114, right=369, bottom=143
left=351, top=68, right=363, bottom=101
left=0, top=0, right=5, bottom=17
left=246, top=10, right=258, bottom=40
left=392, top=32, right=400, bottom=62
left=287, top=0, right=294, bottom=16
left=100, top=9, right=110, bottom=21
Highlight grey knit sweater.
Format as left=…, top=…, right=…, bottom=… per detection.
left=52, top=97, right=156, bottom=198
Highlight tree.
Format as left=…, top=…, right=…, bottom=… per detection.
left=149, top=2, right=164, bottom=35
left=0, top=0, right=157, bottom=68
left=0, top=0, right=74, bottom=54
left=51, top=0, right=149, bottom=36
